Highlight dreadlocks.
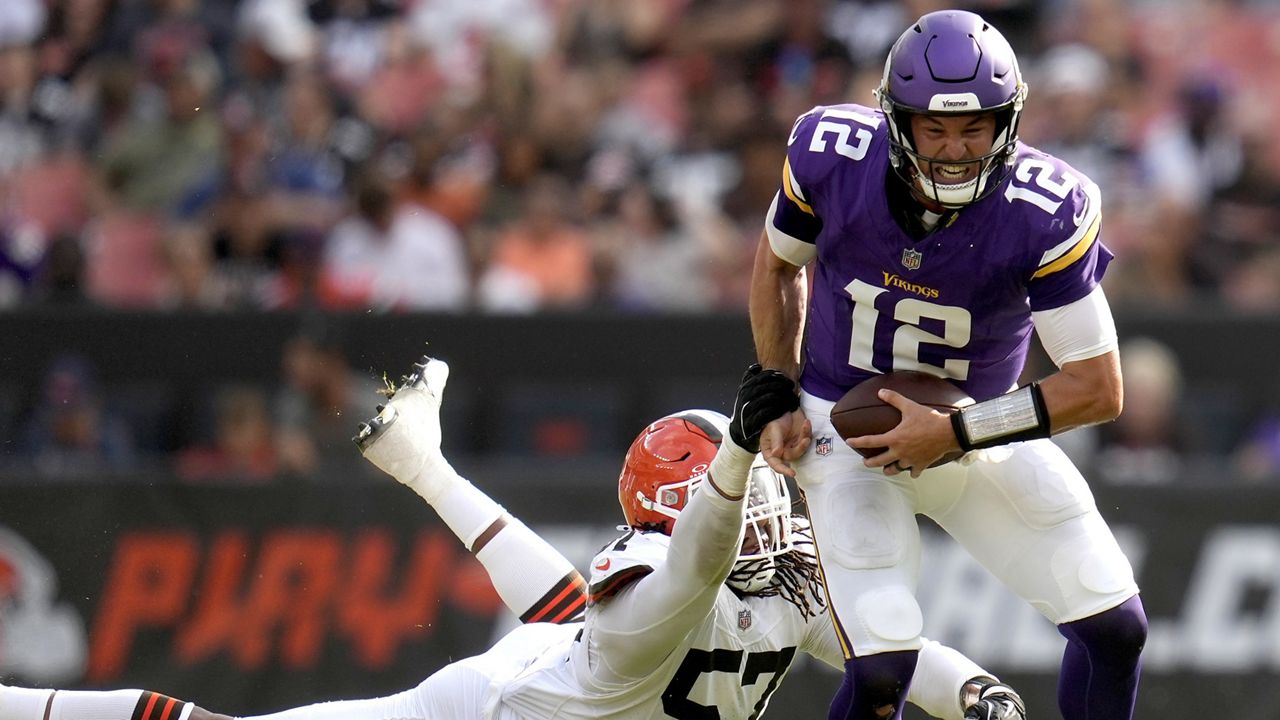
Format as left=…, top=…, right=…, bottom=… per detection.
left=730, top=517, right=827, bottom=619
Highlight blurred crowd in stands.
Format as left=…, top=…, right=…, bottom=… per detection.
left=2, top=0, right=1279, bottom=483
left=1, top=0, right=1277, bottom=313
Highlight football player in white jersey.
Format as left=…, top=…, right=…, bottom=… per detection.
left=0, top=357, right=1022, bottom=720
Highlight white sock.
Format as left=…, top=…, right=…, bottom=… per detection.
left=403, top=455, right=465, bottom=506
left=427, top=474, right=505, bottom=550
left=47, top=690, right=192, bottom=720
left=46, top=690, right=143, bottom=720
left=411, top=469, right=584, bottom=622
left=475, top=518, right=583, bottom=623
left=0, top=686, right=54, bottom=720
left=908, top=638, right=988, bottom=720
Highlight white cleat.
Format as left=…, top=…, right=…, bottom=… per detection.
left=355, top=356, right=454, bottom=497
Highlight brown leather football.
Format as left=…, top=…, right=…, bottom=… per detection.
left=830, top=371, right=973, bottom=466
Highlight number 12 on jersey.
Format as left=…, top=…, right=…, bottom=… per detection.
left=845, top=278, right=972, bottom=380
left=803, top=108, right=881, bottom=161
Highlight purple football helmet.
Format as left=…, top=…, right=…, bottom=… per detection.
left=875, top=11, right=1026, bottom=208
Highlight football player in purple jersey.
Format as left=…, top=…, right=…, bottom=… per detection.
left=750, top=9, right=1146, bottom=720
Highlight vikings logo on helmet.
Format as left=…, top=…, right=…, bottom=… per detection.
left=0, top=526, right=87, bottom=682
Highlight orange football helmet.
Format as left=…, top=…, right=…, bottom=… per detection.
left=618, top=409, right=793, bottom=593
left=618, top=409, right=727, bottom=534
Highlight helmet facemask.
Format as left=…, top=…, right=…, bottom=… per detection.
left=632, top=473, right=700, bottom=528
left=877, top=84, right=1026, bottom=209
left=726, top=458, right=794, bottom=594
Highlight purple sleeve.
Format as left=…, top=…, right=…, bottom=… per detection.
left=1024, top=167, right=1112, bottom=311
left=770, top=108, right=828, bottom=243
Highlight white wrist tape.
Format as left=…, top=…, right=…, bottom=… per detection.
left=707, top=440, right=755, bottom=499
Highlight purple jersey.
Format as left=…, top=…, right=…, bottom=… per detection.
left=768, top=104, right=1112, bottom=402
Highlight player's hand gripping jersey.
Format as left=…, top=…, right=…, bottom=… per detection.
left=767, top=104, right=1110, bottom=402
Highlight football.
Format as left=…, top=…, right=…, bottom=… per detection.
left=830, top=371, right=973, bottom=466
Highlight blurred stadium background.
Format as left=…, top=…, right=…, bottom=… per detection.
left=0, top=0, right=1278, bottom=717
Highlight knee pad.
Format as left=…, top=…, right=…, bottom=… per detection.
left=855, top=587, right=924, bottom=647
left=1046, top=518, right=1139, bottom=624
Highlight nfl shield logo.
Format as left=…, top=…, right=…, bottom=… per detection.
left=901, top=248, right=923, bottom=270
left=816, top=436, right=833, bottom=456
left=738, top=609, right=753, bottom=630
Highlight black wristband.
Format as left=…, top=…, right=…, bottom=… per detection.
left=951, top=382, right=1052, bottom=451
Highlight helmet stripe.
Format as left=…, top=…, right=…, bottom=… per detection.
left=670, top=409, right=726, bottom=443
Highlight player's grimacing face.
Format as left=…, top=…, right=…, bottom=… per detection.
left=908, top=112, right=997, bottom=185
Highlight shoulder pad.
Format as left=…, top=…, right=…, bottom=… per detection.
left=784, top=104, right=886, bottom=205
left=587, top=530, right=668, bottom=604
left=1001, top=149, right=1103, bottom=278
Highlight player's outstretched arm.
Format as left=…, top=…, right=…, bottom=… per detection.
left=588, top=365, right=801, bottom=680
left=356, top=356, right=585, bottom=624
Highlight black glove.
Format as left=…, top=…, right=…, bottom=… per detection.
left=729, top=364, right=800, bottom=453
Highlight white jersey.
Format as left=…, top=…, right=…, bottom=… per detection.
left=242, top=522, right=981, bottom=720
left=493, top=531, right=842, bottom=720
